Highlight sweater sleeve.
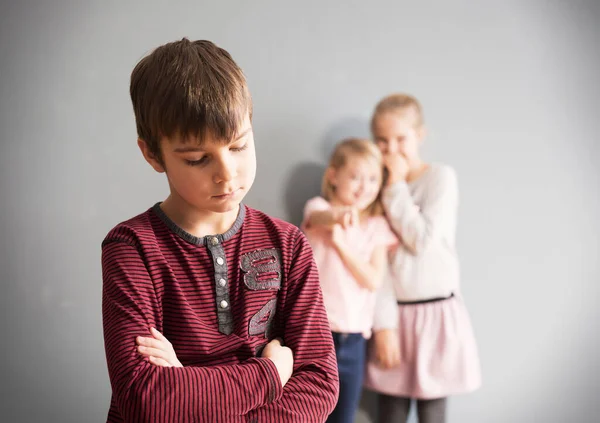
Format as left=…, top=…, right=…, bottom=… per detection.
left=372, top=270, right=399, bottom=331
left=247, top=232, right=339, bottom=422
left=102, top=239, right=283, bottom=423
left=382, top=166, right=458, bottom=255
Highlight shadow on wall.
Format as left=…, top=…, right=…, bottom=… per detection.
left=283, top=116, right=370, bottom=227
left=284, top=161, right=325, bottom=227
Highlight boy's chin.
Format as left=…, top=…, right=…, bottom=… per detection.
left=208, top=201, right=242, bottom=214
left=208, top=194, right=247, bottom=214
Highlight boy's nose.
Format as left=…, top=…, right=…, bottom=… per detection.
left=214, top=157, right=237, bottom=183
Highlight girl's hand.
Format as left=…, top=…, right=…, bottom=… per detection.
left=335, top=206, right=359, bottom=228
left=383, top=153, right=409, bottom=185
left=372, top=328, right=401, bottom=369
left=330, top=224, right=345, bottom=248
left=136, top=327, right=183, bottom=368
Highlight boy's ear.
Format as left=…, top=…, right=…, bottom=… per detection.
left=137, top=138, right=166, bottom=173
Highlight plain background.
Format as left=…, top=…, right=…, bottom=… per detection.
left=1, top=1, right=599, bottom=422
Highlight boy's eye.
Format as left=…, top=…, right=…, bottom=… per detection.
left=231, top=143, right=248, bottom=152
left=184, top=143, right=247, bottom=166
left=185, top=157, right=208, bottom=166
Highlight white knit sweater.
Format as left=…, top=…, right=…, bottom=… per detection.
left=374, top=163, right=461, bottom=329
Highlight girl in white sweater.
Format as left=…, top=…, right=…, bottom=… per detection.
left=365, top=94, right=481, bottom=423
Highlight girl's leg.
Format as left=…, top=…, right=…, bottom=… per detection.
left=416, top=397, right=447, bottom=423
left=326, top=333, right=367, bottom=423
left=377, top=394, right=411, bottom=422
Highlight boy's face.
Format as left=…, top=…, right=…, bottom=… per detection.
left=140, top=114, right=256, bottom=215
left=373, top=111, right=425, bottom=163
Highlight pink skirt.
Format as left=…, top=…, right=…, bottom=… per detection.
left=364, top=295, right=481, bottom=399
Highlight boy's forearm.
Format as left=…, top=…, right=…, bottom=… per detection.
left=247, top=364, right=339, bottom=422
left=105, top=308, right=283, bottom=421
left=103, top=242, right=283, bottom=422
left=108, top=347, right=282, bottom=422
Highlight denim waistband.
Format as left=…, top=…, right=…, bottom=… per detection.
left=331, top=332, right=365, bottom=343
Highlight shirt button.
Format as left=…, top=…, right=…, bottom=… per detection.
left=218, top=278, right=226, bottom=287
left=216, top=257, right=224, bottom=265
left=220, top=300, right=229, bottom=309
left=210, top=237, right=219, bottom=246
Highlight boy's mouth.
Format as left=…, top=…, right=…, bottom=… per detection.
left=213, top=188, right=239, bottom=199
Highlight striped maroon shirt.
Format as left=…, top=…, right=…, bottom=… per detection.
left=101, top=204, right=339, bottom=422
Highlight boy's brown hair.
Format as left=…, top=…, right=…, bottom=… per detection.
left=130, top=38, right=252, bottom=163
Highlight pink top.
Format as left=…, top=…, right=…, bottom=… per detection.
left=302, top=197, right=397, bottom=338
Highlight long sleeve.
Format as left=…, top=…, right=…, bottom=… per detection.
left=248, top=233, right=339, bottom=422
left=382, top=166, right=458, bottom=255
left=102, top=240, right=283, bottom=423
left=372, top=272, right=399, bottom=331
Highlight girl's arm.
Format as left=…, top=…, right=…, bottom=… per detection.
left=304, top=207, right=357, bottom=231
left=383, top=166, right=458, bottom=255
left=304, top=208, right=337, bottom=229
left=371, top=276, right=401, bottom=368
left=331, top=225, right=387, bottom=292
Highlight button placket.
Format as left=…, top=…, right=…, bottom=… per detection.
left=207, top=237, right=233, bottom=335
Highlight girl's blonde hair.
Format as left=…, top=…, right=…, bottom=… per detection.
left=321, top=138, right=385, bottom=217
left=370, top=93, right=424, bottom=132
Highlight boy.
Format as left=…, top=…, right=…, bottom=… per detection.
left=101, top=38, right=339, bottom=422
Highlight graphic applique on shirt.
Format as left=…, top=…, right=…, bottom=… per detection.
left=240, top=248, right=282, bottom=347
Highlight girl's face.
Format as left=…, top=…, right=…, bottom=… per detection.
left=372, top=112, right=424, bottom=163
left=329, top=155, right=382, bottom=211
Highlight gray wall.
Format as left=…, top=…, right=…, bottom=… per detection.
left=1, top=1, right=599, bottom=422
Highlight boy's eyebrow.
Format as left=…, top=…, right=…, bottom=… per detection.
left=174, top=128, right=252, bottom=153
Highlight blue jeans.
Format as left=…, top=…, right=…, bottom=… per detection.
left=327, top=332, right=367, bottom=423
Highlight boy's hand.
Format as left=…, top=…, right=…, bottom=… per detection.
left=136, top=327, right=183, bottom=368
left=372, top=328, right=400, bottom=369
left=383, top=153, right=409, bottom=185
left=261, top=338, right=294, bottom=388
